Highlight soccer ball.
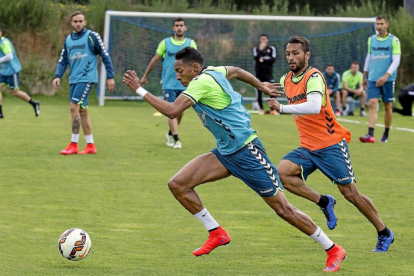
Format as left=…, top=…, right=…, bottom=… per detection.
left=58, top=228, right=92, bottom=261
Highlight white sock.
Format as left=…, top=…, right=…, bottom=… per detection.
left=85, top=134, right=94, bottom=144
left=71, top=133, right=79, bottom=143
left=194, top=208, right=219, bottom=231
left=310, top=226, right=334, bottom=250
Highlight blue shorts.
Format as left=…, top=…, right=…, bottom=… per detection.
left=212, top=138, right=283, bottom=197
left=367, top=81, right=395, bottom=103
left=0, top=73, right=19, bottom=90
left=282, top=139, right=356, bottom=185
left=163, top=89, right=184, bottom=103
left=69, top=82, right=94, bottom=108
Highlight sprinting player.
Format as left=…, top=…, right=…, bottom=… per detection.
left=53, top=11, right=115, bottom=155
left=340, top=61, right=367, bottom=116
left=322, top=64, right=342, bottom=116
left=140, top=17, right=197, bottom=149
left=253, top=34, right=278, bottom=115
left=0, top=27, right=40, bottom=119
left=123, top=47, right=346, bottom=272
left=393, top=84, right=414, bottom=116
left=268, top=36, right=394, bottom=252
left=360, top=15, right=401, bottom=143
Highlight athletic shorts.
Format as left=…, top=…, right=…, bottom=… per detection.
left=69, top=82, right=94, bottom=109
left=0, top=73, right=19, bottom=90
left=282, top=139, right=356, bottom=185
left=367, top=81, right=395, bottom=103
left=163, top=89, right=184, bottom=103
left=212, top=137, right=283, bottom=197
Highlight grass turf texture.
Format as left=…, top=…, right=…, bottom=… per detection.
left=0, top=95, right=413, bottom=276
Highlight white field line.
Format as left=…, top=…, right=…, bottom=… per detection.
left=337, top=118, right=414, bottom=133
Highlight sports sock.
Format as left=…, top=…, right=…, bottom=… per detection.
left=28, top=98, right=36, bottom=107
left=342, top=105, right=347, bottom=111
left=310, top=226, right=334, bottom=250
left=383, top=128, right=390, bottom=137
left=368, top=127, right=374, bottom=136
left=85, top=134, right=94, bottom=144
left=71, top=134, right=79, bottom=143
left=194, top=208, right=219, bottom=231
left=0, top=105, right=2, bottom=114
left=168, top=130, right=172, bottom=136
left=173, top=134, right=179, bottom=142
left=317, top=195, right=329, bottom=208
left=360, top=107, right=365, bottom=111
left=378, top=227, right=390, bottom=237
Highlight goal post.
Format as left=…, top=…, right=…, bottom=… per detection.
left=99, top=11, right=376, bottom=106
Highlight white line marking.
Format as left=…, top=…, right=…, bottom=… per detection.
left=337, top=118, right=414, bottom=133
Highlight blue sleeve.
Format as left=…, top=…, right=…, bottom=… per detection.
left=332, top=73, right=340, bottom=91
left=88, top=31, right=114, bottom=79
left=54, top=41, right=69, bottom=78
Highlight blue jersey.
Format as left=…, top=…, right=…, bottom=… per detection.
left=0, top=37, right=22, bottom=76
left=54, top=28, right=114, bottom=84
left=323, top=71, right=340, bottom=92
left=191, top=69, right=256, bottom=155
left=162, top=38, right=192, bottom=90
left=368, top=34, right=398, bottom=82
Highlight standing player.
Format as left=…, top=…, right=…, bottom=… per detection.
left=268, top=36, right=394, bottom=252
left=53, top=11, right=115, bottom=155
left=0, top=27, right=40, bottom=118
left=340, top=61, right=367, bottom=116
left=322, top=64, right=342, bottom=116
left=140, top=17, right=197, bottom=149
left=253, top=34, right=278, bottom=115
left=123, top=47, right=347, bottom=272
left=360, top=15, right=401, bottom=143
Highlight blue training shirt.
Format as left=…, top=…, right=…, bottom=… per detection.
left=323, top=71, right=341, bottom=92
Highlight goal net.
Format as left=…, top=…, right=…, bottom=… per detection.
left=99, top=12, right=375, bottom=106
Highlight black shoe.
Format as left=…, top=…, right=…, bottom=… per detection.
left=0, top=113, right=3, bottom=119
left=348, top=111, right=354, bottom=116
left=34, top=102, right=40, bottom=117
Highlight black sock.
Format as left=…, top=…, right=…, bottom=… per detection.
left=0, top=105, right=2, bottom=114
left=342, top=106, right=347, bottom=111
left=28, top=98, right=36, bottom=107
left=368, top=127, right=374, bottom=136
left=173, top=134, right=179, bottom=142
left=168, top=130, right=172, bottom=136
left=360, top=107, right=365, bottom=111
left=384, top=128, right=390, bottom=137
left=378, top=227, right=390, bottom=237
left=208, top=227, right=219, bottom=232
left=317, top=195, right=329, bottom=208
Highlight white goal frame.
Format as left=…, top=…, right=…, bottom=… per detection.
left=99, top=11, right=376, bottom=106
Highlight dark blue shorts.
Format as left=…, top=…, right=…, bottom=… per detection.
left=69, top=82, right=94, bottom=108
left=282, top=139, right=356, bottom=185
left=367, top=81, right=395, bottom=103
left=0, top=73, right=19, bottom=90
left=163, top=89, right=184, bottom=103
left=212, top=138, right=283, bottom=197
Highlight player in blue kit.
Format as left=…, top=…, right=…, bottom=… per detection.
left=0, top=27, right=40, bottom=118
left=123, top=47, right=346, bottom=272
left=53, top=11, right=115, bottom=155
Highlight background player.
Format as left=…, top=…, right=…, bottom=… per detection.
left=268, top=36, right=394, bottom=253
left=322, top=64, right=342, bottom=116
left=0, top=27, right=40, bottom=119
left=53, top=11, right=115, bottom=155
left=360, top=15, right=401, bottom=143
left=123, top=47, right=346, bottom=272
left=253, top=34, right=278, bottom=115
left=140, top=17, right=197, bottom=149
left=393, top=84, right=414, bottom=116
left=340, top=61, right=367, bottom=116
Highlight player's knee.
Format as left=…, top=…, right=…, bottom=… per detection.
left=167, top=177, right=186, bottom=195
left=368, top=100, right=377, bottom=109
left=79, top=108, right=88, bottom=116
left=11, top=89, right=19, bottom=96
left=69, top=104, right=79, bottom=114
left=340, top=188, right=357, bottom=204
left=274, top=204, right=294, bottom=220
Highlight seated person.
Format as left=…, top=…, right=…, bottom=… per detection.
left=341, top=61, right=367, bottom=116
left=323, top=64, right=341, bottom=116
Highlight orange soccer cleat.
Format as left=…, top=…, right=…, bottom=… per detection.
left=60, top=142, right=79, bottom=155
left=323, top=244, right=347, bottom=272
left=193, top=226, right=231, bottom=257
left=78, top=144, right=97, bottom=155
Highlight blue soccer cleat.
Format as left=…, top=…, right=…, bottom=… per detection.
left=373, top=229, right=394, bottom=252
left=320, top=195, right=338, bottom=230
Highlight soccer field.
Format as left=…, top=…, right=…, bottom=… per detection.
left=0, top=96, right=413, bottom=276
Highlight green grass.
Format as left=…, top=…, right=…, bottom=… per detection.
left=0, top=95, right=413, bottom=276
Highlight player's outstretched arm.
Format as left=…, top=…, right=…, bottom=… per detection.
left=123, top=70, right=193, bottom=119
left=141, top=54, right=162, bottom=86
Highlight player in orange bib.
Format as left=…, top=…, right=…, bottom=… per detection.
left=268, top=36, right=394, bottom=253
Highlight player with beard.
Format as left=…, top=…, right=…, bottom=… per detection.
left=268, top=36, right=394, bottom=253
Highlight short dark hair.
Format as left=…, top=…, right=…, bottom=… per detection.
left=260, top=34, right=268, bottom=38
left=71, top=11, right=85, bottom=20
left=288, top=36, right=310, bottom=53
left=376, top=15, right=388, bottom=22
left=351, top=61, right=359, bottom=66
left=173, top=17, right=186, bottom=26
left=175, top=47, right=204, bottom=66
left=325, top=63, right=334, bottom=68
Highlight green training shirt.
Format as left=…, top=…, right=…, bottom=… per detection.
left=341, top=69, right=363, bottom=90
left=156, top=37, right=197, bottom=57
